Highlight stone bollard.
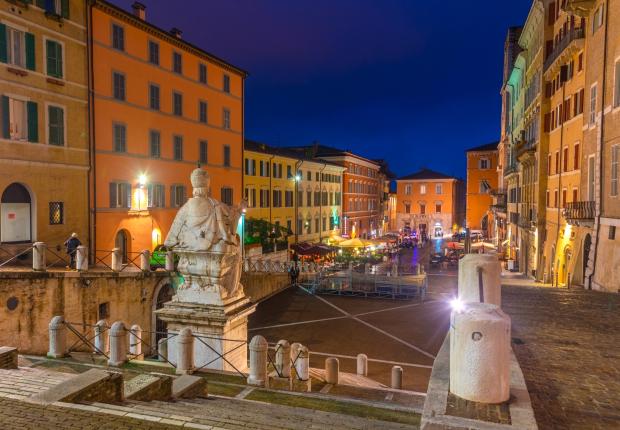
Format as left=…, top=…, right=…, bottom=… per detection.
left=140, top=250, right=150, bottom=272
left=275, top=339, right=291, bottom=378
left=391, top=366, right=403, bottom=389
left=76, top=245, right=88, bottom=271
left=33, top=242, right=47, bottom=271
left=111, top=248, right=122, bottom=271
left=165, top=250, right=175, bottom=271
left=129, top=324, right=143, bottom=359
left=247, top=335, right=268, bottom=387
left=93, top=320, right=108, bottom=354
left=295, top=345, right=310, bottom=381
left=108, top=321, right=128, bottom=367
left=47, top=316, right=67, bottom=358
left=176, top=328, right=195, bottom=375
left=356, top=353, right=368, bottom=376
left=157, top=338, right=168, bottom=362
left=416, top=263, right=421, bottom=275
left=458, top=254, right=502, bottom=306
left=325, top=357, right=339, bottom=385
left=450, top=302, right=511, bottom=403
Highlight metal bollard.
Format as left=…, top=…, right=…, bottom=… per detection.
left=356, top=353, right=368, bottom=376
left=47, top=316, right=67, bottom=358
left=247, top=335, right=268, bottom=387
left=76, top=245, right=88, bottom=271
left=325, top=357, right=339, bottom=385
left=140, top=250, right=150, bottom=272
left=165, top=250, right=175, bottom=271
left=108, top=321, right=128, bottom=367
left=33, top=242, right=47, bottom=271
left=111, top=248, right=122, bottom=271
left=129, top=324, right=142, bottom=359
left=275, top=339, right=291, bottom=378
left=391, top=365, right=403, bottom=389
left=93, top=320, right=108, bottom=354
left=176, top=328, right=194, bottom=374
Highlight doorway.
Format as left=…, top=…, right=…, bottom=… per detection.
left=1, top=183, right=32, bottom=243
left=154, top=283, right=174, bottom=346
left=115, top=229, right=129, bottom=264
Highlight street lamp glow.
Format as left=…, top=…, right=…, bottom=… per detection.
left=450, top=298, right=465, bottom=313
left=138, top=174, right=147, bottom=187
left=295, top=174, right=301, bottom=181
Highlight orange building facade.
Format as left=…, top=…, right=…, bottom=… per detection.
left=465, top=143, right=499, bottom=235
left=89, top=1, right=246, bottom=260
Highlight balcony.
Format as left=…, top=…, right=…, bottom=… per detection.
left=544, top=27, right=585, bottom=75
left=490, top=188, right=506, bottom=197
left=491, top=203, right=507, bottom=214
left=563, top=201, right=595, bottom=225
left=565, top=0, right=596, bottom=17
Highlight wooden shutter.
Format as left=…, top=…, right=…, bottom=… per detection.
left=27, top=101, right=38, bottom=142
left=109, top=183, right=117, bottom=208
left=126, top=184, right=132, bottom=208
left=0, top=24, right=7, bottom=64
left=25, top=32, right=35, bottom=71
left=61, top=0, right=69, bottom=19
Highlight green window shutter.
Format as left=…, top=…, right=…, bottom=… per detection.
left=61, top=0, right=69, bottom=19
left=46, top=40, right=62, bottom=78
left=48, top=106, right=64, bottom=146
left=27, top=101, right=38, bottom=143
left=25, top=32, right=35, bottom=71
left=1, top=96, right=9, bottom=139
left=109, top=183, right=117, bottom=208
left=0, top=24, right=7, bottom=64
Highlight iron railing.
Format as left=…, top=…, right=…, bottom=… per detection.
left=544, top=27, right=585, bottom=71
left=563, top=201, right=595, bottom=223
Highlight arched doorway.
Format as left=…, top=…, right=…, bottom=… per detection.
left=583, top=234, right=592, bottom=286
left=1, top=183, right=32, bottom=243
left=481, top=214, right=489, bottom=236
left=561, top=246, right=572, bottom=286
left=114, top=229, right=129, bottom=264
left=153, top=283, right=174, bottom=347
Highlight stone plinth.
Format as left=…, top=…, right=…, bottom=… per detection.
left=458, top=254, right=502, bottom=306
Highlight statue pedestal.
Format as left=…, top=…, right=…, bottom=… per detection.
left=156, top=297, right=256, bottom=373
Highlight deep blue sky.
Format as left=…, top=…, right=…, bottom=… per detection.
left=111, top=0, right=531, bottom=178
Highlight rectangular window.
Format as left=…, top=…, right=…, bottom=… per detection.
left=173, top=51, right=182, bottom=74
left=113, top=123, right=126, bottom=152
left=47, top=105, right=64, bottom=146
left=199, top=101, right=208, bottom=123
left=45, top=39, right=63, bottom=78
left=109, top=182, right=131, bottom=208
left=546, top=190, right=550, bottom=207
left=479, top=158, right=490, bottom=169
left=548, top=154, right=552, bottom=175
left=562, top=189, right=567, bottom=208
left=307, top=191, right=312, bottom=207
left=315, top=218, right=319, bottom=233
left=611, top=145, right=619, bottom=197
left=554, top=190, right=559, bottom=207
left=563, top=146, right=569, bottom=172
left=572, top=188, right=578, bottom=203
left=590, top=84, right=597, bottom=125
left=4, top=97, right=27, bottom=141
left=405, top=184, right=411, bottom=195
left=244, top=158, right=256, bottom=176
left=149, top=84, right=160, bottom=110
left=173, top=92, right=183, bottom=116
left=420, top=204, right=426, bottom=215
left=112, top=24, right=124, bottom=51
left=149, top=130, right=160, bottom=158
left=222, top=108, right=231, bottom=129
left=614, top=62, right=620, bottom=108
left=173, top=135, right=183, bottom=161
left=273, top=190, right=282, bottom=207
left=223, top=74, right=230, bottom=93
left=171, top=185, right=186, bottom=207
left=199, top=64, right=207, bottom=84
left=148, top=41, right=159, bottom=65
left=479, top=180, right=491, bottom=194
left=113, top=72, right=125, bottom=101
left=436, top=184, right=443, bottom=194
left=286, top=165, right=292, bottom=179
left=588, top=155, right=596, bottom=200
left=199, top=140, right=208, bottom=164
left=6, top=26, right=27, bottom=68
left=147, top=184, right=165, bottom=208
left=555, top=151, right=559, bottom=174
left=435, top=204, right=441, bottom=213
left=592, top=5, right=604, bottom=34
left=574, top=143, right=580, bottom=170
left=420, top=184, right=427, bottom=194
left=223, top=145, right=231, bottom=167
left=609, top=226, right=616, bottom=240
left=260, top=190, right=270, bottom=208
left=285, top=190, right=293, bottom=207
left=244, top=188, right=256, bottom=208
left=404, top=203, right=410, bottom=213
left=221, top=187, right=233, bottom=205
left=49, top=202, right=63, bottom=225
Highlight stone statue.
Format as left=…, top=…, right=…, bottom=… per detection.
left=165, top=168, right=247, bottom=305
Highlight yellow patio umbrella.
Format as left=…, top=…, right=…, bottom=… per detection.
left=337, top=238, right=374, bottom=248
left=327, top=234, right=347, bottom=244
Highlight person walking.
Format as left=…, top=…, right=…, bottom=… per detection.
left=64, top=233, right=81, bottom=269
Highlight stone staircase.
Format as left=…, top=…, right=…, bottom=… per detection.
left=0, top=367, right=74, bottom=400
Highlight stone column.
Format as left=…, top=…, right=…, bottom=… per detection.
left=275, top=339, right=291, bottom=378
left=93, top=320, right=108, bottom=355
left=356, top=353, right=368, bottom=376
left=176, top=328, right=195, bottom=375
left=111, top=248, right=122, bottom=272
left=158, top=338, right=168, bottom=362
left=32, top=242, right=46, bottom=271
left=76, top=246, right=88, bottom=271
left=391, top=366, right=403, bottom=389
left=140, top=250, right=150, bottom=272
left=325, top=357, right=339, bottom=385
left=129, top=324, right=143, bottom=359
left=108, top=321, right=128, bottom=367
left=47, top=316, right=66, bottom=358
left=165, top=250, right=175, bottom=271
left=247, top=335, right=268, bottom=387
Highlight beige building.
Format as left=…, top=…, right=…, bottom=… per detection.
left=0, top=0, right=89, bottom=251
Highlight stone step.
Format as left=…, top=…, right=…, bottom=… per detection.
left=124, top=373, right=172, bottom=401
left=0, top=347, right=18, bottom=369
left=30, top=368, right=123, bottom=405
left=172, top=374, right=208, bottom=399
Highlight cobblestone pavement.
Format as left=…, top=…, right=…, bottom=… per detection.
left=503, top=286, right=620, bottom=430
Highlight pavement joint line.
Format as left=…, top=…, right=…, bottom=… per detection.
left=352, top=300, right=437, bottom=317
left=235, top=386, right=255, bottom=399
left=319, top=384, right=332, bottom=394
left=248, top=315, right=350, bottom=332
left=298, top=285, right=437, bottom=360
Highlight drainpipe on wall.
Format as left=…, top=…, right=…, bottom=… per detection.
left=86, top=0, right=96, bottom=264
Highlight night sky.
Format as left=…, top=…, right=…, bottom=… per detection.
left=110, top=0, right=532, bottom=178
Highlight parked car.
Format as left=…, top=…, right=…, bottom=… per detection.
left=150, top=245, right=179, bottom=270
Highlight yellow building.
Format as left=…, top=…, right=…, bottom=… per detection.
left=0, top=0, right=89, bottom=252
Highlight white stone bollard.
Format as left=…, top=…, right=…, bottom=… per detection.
left=176, top=328, right=195, bottom=374
left=158, top=338, right=168, bottom=362
left=325, top=357, right=339, bottom=385
left=247, top=335, right=268, bottom=387
left=416, top=263, right=421, bottom=275
left=93, top=320, right=108, bottom=354
left=129, top=324, right=143, bottom=359
left=275, top=339, right=291, bottom=378
left=356, top=353, right=368, bottom=376
left=391, top=366, right=403, bottom=389
left=108, top=321, right=128, bottom=367
left=295, top=345, right=310, bottom=381
left=450, top=302, right=511, bottom=403
left=33, top=242, right=47, bottom=271
left=111, top=248, right=122, bottom=271
left=47, top=316, right=66, bottom=358
left=76, top=246, right=88, bottom=271
left=458, top=254, right=502, bottom=306
left=140, top=250, right=150, bottom=272
left=165, top=250, right=175, bottom=271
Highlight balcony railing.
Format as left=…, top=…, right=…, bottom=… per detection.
left=490, top=188, right=506, bottom=197
left=544, top=27, right=585, bottom=72
left=563, top=201, right=595, bottom=224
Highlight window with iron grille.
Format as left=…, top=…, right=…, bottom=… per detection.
left=98, top=302, right=110, bottom=319
left=49, top=201, right=63, bottom=225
